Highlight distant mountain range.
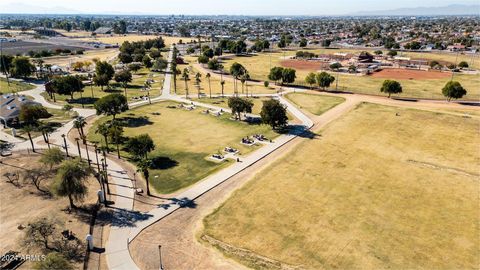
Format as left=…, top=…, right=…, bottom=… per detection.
left=352, top=4, right=480, bottom=16
left=0, top=3, right=81, bottom=14
left=0, top=3, right=478, bottom=16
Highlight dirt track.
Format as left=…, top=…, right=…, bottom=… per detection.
left=280, top=59, right=328, bottom=70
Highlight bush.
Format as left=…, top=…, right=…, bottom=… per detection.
left=34, top=252, right=72, bottom=270
left=264, top=81, right=269, bottom=88
left=62, top=104, right=73, bottom=111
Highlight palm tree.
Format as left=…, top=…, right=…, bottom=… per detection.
left=39, top=123, right=55, bottom=149
left=96, top=122, right=110, bottom=152
left=53, top=158, right=91, bottom=209
left=23, top=125, right=35, bottom=152
left=73, top=116, right=87, bottom=143
left=108, top=121, right=123, bottom=159
left=206, top=73, right=212, bottom=98
left=137, top=158, right=152, bottom=196
left=220, top=80, right=225, bottom=98
left=195, top=72, right=202, bottom=98
left=182, top=68, right=189, bottom=99
left=32, top=59, right=44, bottom=79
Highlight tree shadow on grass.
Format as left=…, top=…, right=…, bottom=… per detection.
left=150, top=156, right=179, bottom=170
left=68, top=97, right=98, bottom=105
left=278, top=124, right=320, bottom=139
left=104, top=88, right=122, bottom=94
left=117, top=116, right=153, bottom=128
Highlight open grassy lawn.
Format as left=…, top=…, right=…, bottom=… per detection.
left=222, top=51, right=480, bottom=100
left=191, top=96, right=274, bottom=115
left=42, top=68, right=164, bottom=108
left=285, top=92, right=345, bottom=115
left=0, top=78, right=35, bottom=93
left=42, top=48, right=119, bottom=68
left=203, top=103, right=479, bottom=269
left=87, top=101, right=279, bottom=194
left=192, top=96, right=295, bottom=121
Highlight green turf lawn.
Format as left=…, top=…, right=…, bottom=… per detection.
left=0, top=78, right=35, bottom=94
left=284, top=93, right=345, bottom=115
left=222, top=50, right=480, bottom=100
left=87, top=101, right=279, bottom=194
left=41, top=68, right=164, bottom=108
left=203, top=103, right=479, bottom=269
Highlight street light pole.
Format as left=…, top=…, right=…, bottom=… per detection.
left=94, top=144, right=101, bottom=172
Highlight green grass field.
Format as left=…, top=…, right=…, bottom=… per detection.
left=42, top=68, right=164, bottom=108
left=87, top=101, right=279, bottom=194
left=203, top=103, right=479, bottom=269
left=284, top=92, right=345, bottom=115
left=221, top=51, right=480, bottom=100
left=0, top=78, right=35, bottom=94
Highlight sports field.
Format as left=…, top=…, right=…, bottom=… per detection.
left=87, top=101, right=279, bottom=194
left=221, top=50, right=480, bottom=99
left=203, top=102, right=479, bottom=269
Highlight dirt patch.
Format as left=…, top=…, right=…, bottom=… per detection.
left=370, top=68, right=451, bottom=80
left=280, top=59, right=328, bottom=71
left=0, top=151, right=100, bottom=269
left=201, top=235, right=303, bottom=270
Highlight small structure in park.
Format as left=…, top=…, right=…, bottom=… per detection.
left=0, top=94, right=39, bottom=127
left=32, top=27, right=64, bottom=37
left=94, top=27, right=114, bottom=35
left=241, top=137, right=255, bottom=145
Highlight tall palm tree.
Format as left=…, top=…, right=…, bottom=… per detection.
left=206, top=73, right=212, bottom=98
left=182, top=68, right=189, bottom=99
left=108, top=121, right=123, bottom=159
left=23, top=125, right=35, bottom=152
left=220, top=80, right=225, bottom=98
left=73, top=116, right=87, bottom=143
left=137, top=158, right=152, bottom=196
left=243, top=73, right=250, bottom=97
left=53, top=158, right=91, bottom=209
left=96, top=122, right=110, bottom=152
left=195, top=72, right=202, bottom=98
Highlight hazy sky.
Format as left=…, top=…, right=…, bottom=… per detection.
left=2, top=0, right=479, bottom=15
